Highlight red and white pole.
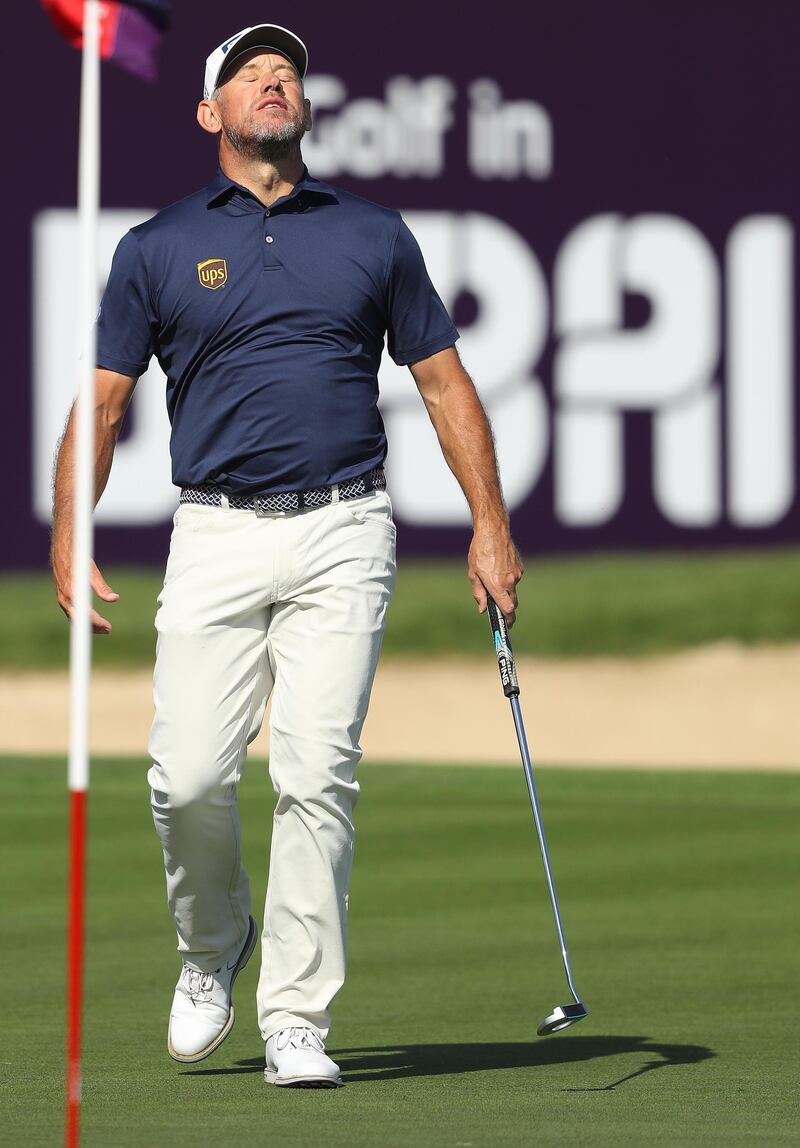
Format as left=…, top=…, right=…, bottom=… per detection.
left=66, top=3, right=101, bottom=1145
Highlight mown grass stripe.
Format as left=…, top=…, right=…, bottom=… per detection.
left=4, top=547, right=800, bottom=668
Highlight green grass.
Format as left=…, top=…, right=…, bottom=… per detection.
left=3, top=758, right=799, bottom=1147
left=6, top=547, right=800, bottom=668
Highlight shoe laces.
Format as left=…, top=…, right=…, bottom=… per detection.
left=182, top=965, right=215, bottom=1004
left=275, top=1026, right=324, bottom=1052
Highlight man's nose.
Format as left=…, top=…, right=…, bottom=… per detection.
left=262, top=73, right=283, bottom=91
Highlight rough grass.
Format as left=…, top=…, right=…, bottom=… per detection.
left=4, top=547, right=800, bottom=668
left=3, top=758, right=799, bottom=1147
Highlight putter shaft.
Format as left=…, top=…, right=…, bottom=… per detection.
left=509, top=694, right=583, bottom=1008
left=486, top=596, right=586, bottom=1015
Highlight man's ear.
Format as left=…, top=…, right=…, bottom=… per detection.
left=197, top=99, right=222, bottom=136
left=303, top=98, right=313, bottom=132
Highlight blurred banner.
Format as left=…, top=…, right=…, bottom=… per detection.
left=11, top=1, right=799, bottom=568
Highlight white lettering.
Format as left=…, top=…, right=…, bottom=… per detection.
left=726, top=217, right=794, bottom=525
left=554, top=214, right=720, bottom=525
left=33, top=210, right=176, bottom=527
left=468, top=79, right=553, bottom=179
left=32, top=209, right=796, bottom=537
left=304, top=76, right=455, bottom=179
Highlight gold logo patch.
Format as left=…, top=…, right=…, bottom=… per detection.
left=197, top=258, right=228, bottom=290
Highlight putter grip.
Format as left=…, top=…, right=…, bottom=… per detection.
left=487, top=596, right=520, bottom=698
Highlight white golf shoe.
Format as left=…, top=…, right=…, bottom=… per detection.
left=167, top=916, right=257, bottom=1064
left=264, top=1027, right=342, bottom=1088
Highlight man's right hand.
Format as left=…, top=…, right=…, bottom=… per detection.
left=51, top=540, right=119, bottom=635
left=49, top=370, right=137, bottom=636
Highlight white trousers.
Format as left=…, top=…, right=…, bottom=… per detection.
left=146, top=488, right=396, bottom=1042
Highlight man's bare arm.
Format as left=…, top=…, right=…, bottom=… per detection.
left=50, top=368, right=138, bottom=634
left=409, top=346, right=524, bottom=624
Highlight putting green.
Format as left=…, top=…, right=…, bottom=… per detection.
left=3, top=759, right=798, bottom=1147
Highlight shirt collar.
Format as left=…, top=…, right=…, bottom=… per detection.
left=205, top=165, right=338, bottom=209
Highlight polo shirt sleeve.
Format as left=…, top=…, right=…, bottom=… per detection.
left=96, top=230, right=158, bottom=378
left=385, top=218, right=459, bottom=366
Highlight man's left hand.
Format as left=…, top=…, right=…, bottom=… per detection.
left=468, top=524, right=524, bottom=626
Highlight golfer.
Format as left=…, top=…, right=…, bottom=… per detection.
left=50, top=22, right=523, bottom=1088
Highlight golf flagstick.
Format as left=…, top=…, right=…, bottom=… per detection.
left=485, top=595, right=589, bottom=1035
left=66, top=3, right=101, bottom=1146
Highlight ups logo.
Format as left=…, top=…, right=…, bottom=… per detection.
left=197, top=258, right=228, bottom=290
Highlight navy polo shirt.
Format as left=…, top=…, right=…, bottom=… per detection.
left=96, top=167, right=459, bottom=494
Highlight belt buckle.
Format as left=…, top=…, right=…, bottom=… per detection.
left=254, top=497, right=271, bottom=518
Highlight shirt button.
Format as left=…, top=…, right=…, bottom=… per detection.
left=265, top=209, right=270, bottom=217
left=265, top=235, right=274, bottom=244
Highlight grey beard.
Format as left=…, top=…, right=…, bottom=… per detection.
left=225, top=120, right=306, bottom=163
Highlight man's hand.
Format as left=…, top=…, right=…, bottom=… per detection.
left=51, top=538, right=120, bottom=635
left=468, top=522, right=524, bottom=626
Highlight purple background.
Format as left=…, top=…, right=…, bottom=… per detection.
left=10, top=0, right=800, bottom=568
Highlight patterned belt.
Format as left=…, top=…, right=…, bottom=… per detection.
left=179, top=466, right=386, bottom=515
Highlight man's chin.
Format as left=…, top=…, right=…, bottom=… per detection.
left=225, top=123, right=306, bottom=160
left=253, top=129, right=302, bottom=145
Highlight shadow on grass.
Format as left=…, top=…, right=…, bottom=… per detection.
left=183, top=1035, right=714, bottom=1090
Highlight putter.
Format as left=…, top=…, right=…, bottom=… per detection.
left=486, top=595, right=589, bottom=1036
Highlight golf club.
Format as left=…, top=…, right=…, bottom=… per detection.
left=486, top=594, right=589, bottom=1036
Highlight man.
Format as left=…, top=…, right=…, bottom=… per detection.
left=50, top=23, right=523, bottom=1088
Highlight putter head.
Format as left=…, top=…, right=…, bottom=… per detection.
left=537, top=1001, right=588, bottom=1036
